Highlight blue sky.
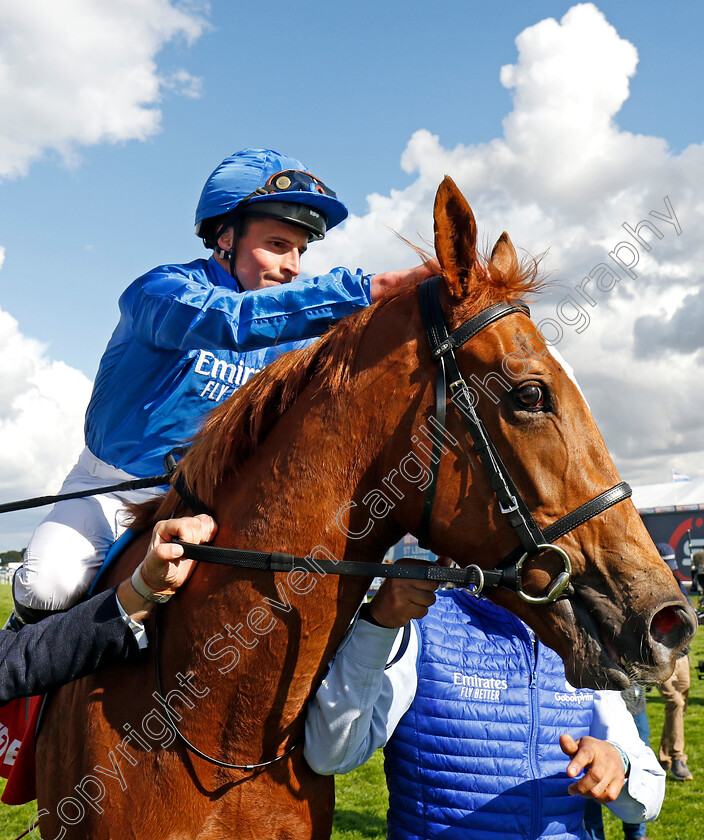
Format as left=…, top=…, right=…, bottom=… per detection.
left=2, top=0, right=702, bottom=373
left=1, top=1, right=703, bottom=548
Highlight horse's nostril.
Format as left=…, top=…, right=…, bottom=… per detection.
left=649, top=604, right=696, bottom=654
left=651, top=606, right=684, bottom=637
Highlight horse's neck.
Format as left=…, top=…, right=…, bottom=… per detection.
left=164, top=300, right=435, bottom=750
left=177, top=341, right=417, bottom=734
left=225, top=355, right=416, bottom=562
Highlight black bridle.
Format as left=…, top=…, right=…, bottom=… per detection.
left=416, top=274, right=631, bottom=603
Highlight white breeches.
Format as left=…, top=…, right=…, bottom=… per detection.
left=13, top=447, right=164, bottom=611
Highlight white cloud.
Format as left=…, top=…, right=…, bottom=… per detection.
left=634, top=287, right=704, bottom=360
left=309, top=3, right=704, bottom=486
left=0, top=1, right=207, bottom=548
left=0, top=0, right=208, bottom=179
left=0, top=308, right=91, bottom=500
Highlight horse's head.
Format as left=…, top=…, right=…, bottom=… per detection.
left=158, top=174, right=694, bottom=693
left=404, top=176, right=696, bottom=690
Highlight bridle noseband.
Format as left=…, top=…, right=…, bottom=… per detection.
left=417, top=274, right=631, bottom=604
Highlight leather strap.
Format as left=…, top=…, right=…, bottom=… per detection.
left=418, top=276, right=543, bottom=554
left=172, top=472, right=215, bottom=518
left=496, top=482, right=632, bottom=570
left=170, top=539, right=500, bottom=590
left=430, top=299, right=530, bottom=360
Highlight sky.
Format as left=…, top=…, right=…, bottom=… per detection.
left=0, top=0, right=702, bottom=550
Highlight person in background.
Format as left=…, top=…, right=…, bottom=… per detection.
left=0, top=515, right=213, bottom=703
left=655, top=542, right=693, bottom=782
left=690, top=549, right=704, bottom=595
left=10, top=148, right=436, bottom=628
left=304, top=566, right=665, bottom=840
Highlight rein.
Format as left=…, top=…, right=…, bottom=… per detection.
left=169, top=481, right=631, bottom=596
left=161, top=485, right=630, bottom=773
left=0, top=473, right=173, bottom=515
left=0, top=450, right=189, bottom=516
left=153, top=613, right=299, bottom=772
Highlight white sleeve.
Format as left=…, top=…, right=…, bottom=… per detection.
left=303, top=616, right=419, bottom=775
left=589, top=690, right=666, bottom=823
left=115, top=594, right=148, bottom=650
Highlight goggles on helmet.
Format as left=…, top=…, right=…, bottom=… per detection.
left=249, top=169, right=338, bottom=200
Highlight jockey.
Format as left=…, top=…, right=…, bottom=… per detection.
left=11, top=148, right=437, bottom=626
left=304, top=573, right=666, bottom=840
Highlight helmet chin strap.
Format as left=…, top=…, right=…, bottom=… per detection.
left=215, top=216, right=244, bottom=292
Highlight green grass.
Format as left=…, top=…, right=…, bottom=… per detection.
left=332, top=753, right=388, bottom=840
left=1, top=582, right=702, bottom=840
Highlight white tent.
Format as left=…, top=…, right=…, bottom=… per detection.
left=631, top=475, right=704, bottom=514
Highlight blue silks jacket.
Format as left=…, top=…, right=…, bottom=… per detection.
left=85, top=256, right=372, bottom=477
left=384, top=592, right=595, bottom=840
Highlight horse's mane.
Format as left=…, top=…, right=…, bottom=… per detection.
left=130, top=251, right=544, bottom=530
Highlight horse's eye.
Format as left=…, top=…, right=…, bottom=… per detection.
left=513, top=383, right=545, bottom=410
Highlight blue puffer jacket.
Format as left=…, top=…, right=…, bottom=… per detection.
left=384, top=591, right=594, bottom=840
left=85, top=255, right=371, bottom=476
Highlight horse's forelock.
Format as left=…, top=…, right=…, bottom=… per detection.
left=479, top=247, right=546, bottom=305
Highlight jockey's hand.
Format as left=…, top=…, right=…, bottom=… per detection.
left=368, top=559, right=441, bottom=628
left=561, top=734, right=627, bottom=803
left=370, top=258, right=441, bottom=302
left=117, top=515, right=217, bottom=621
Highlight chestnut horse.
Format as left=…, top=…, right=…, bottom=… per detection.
left=36, top=179, right=695, bottom=839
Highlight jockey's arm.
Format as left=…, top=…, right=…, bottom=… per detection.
left=125, top=257, right=440, bottom=353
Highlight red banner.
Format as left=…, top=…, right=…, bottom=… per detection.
left=0, top=696, right=41, bottom=804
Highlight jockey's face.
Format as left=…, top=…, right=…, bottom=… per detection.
left=217, top=217, right=309, bottom=291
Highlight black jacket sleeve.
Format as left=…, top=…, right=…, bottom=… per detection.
left=0, top=587, right=140, bottom=704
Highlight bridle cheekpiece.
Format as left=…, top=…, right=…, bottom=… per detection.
left=417, top=274, right=631, bottom=604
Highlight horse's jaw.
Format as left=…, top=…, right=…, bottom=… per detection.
left=549, top=592, right=697, bottom=691
left=551, top=597, right=631, bottom=690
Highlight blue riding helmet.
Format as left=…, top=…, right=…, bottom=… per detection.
left=656, top=542, right=675, bottom=560
left=656, top=542, right=678, bottom=571
left=195, top=148, right=348, bottom=242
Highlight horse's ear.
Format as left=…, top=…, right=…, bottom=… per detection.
left=433, top=176, right=478, bottom=299
left=490, top=232, right=518, bottom=280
